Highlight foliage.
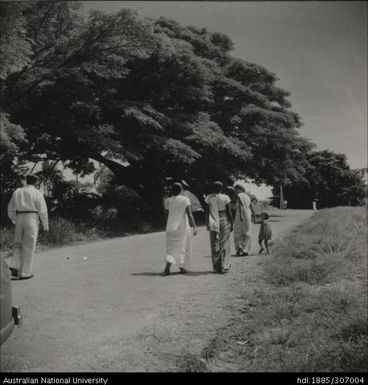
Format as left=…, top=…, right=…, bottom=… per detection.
left=277, top=150, right=367, bottom=208
left=39, top=217, right=85, bottom=245
left=1, top=1, right=315, bottom=218
left=0, top=2, right=33, bottom=80
left=0, top=112, right=27, bottom=156
left=0, top=226, right=14, bottom=251
left=99, top=182, right=149, bottom=217
left=0, top=113, right=29, bottom=222
left=0, top=112, right=29, bottom=223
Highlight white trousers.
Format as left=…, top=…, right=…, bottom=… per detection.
left=9, top=213, right=39, bottom=277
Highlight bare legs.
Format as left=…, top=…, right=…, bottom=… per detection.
left=258, top=239, right=269, bottom=254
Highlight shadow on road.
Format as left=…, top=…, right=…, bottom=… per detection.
left=131, top=272, right=168, bottom=277
left=131, top=270, right=215, bottom=277
left=186, top=271, right=216, bottom=276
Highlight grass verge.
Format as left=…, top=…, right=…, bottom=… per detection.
left=181, top=207, right=367, bottom=372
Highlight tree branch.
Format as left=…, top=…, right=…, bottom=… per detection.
left=33, top=1, right=58, bottom=42
left=91, top=152, right=145, bottom=192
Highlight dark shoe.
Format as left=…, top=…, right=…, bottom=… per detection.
left=18, top=274, right=34, bottom=280
left=242, top=252, right=249, bottom=256
left=259, top=248, right=264, bottom=254
left=9, top=268, right=18, bottom=278
left=179, top=268, right=188, bottom=274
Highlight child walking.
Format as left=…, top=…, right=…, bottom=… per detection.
left=258, top=211, right=272, bottom=254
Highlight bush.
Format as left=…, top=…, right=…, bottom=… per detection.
left=100, top=184, right=148, bottom=218
left=0, top=226, right=13, bottom=251
left=38, top=217, right=85, bottom=246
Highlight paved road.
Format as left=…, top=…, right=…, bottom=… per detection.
left=1, top=210, right=313, bottom=372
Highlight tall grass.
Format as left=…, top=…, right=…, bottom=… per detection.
left=265, top=207, right=367, bottom=286
left=0, top=218, right=88, bottom=251
left=0, top=213, right=161, bottom=252
left=247, top=207, right=367, bottom=372
left=192, top=207, right=367, bottom=372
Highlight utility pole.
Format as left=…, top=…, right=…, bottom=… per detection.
left=279, top=185, right=284, bottom=210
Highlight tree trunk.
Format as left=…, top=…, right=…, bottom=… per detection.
left=189, top=183, right=207, bottom=210
left=92, top=153, right=167, bottom=224
left=138, top=178, right=166, bottom=227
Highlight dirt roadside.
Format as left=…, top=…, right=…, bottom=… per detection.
left=1, top=210, right=313, bottom=372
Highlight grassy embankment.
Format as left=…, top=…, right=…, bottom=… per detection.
left=180, top=207, right=367, bottom=372
left=0, top=215, right=160, bottom=254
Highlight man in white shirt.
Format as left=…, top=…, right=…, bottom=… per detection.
left=7, top=174, right=49, bottom=279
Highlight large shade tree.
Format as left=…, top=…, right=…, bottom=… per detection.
left=0, top=1, right=156, bottom=189
left=1, top=1, right=314, bottom=217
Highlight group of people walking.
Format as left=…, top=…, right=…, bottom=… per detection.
left=164, top=181, right=272, bottom=275
left=6, top=174, right=272, bottom=280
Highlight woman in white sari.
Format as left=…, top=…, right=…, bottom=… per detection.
left=233, top=184, right=255, bottom=256
left=164, top=183, right=197, bottom=275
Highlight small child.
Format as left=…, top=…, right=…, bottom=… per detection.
left=258, top=211, right=272, bottom=254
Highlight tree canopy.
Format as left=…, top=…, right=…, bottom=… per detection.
left=1, top=1, right=363, bottom=218
left=279, top=150, right=366, bottom=209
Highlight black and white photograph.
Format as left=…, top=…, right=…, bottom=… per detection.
left=0, top=0, right=367, bottom=378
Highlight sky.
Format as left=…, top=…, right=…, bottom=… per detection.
left=82, top=1, right=367, bottom=171
left=80, top=2, right=367, bottom=199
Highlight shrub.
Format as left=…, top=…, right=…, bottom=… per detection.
left=0, top=226, right=13, bottom=251
left=38, top=217, right=85, bottom=246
